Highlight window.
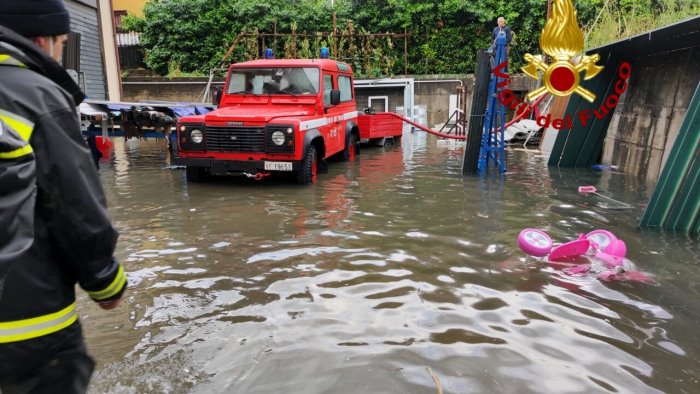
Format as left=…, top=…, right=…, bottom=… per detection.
left=227, top=67, right=320, bottom=95
left=323, top=75, right=333, bottom=106
left=338, top=76, right=352, bottom=102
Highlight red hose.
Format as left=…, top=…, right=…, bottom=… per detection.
left=380, top=112, right=466, bottom=140
left=378, top=93, right=549, bottom=140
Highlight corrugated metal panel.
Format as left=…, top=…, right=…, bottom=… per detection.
left=589, top=16, right=700, bottom=59
left=117, top=32, right=141, bottom=46
left=666, top=151, right=700, bottom=231
left=641, top=82, right=700, bottom=232
left=119, top=46, right=145, bottom=69
left=62, top=32, right=81, bottom=72
left=65, top=0, right=106, bottom=100
left=549, top=54, right=623, bottom=167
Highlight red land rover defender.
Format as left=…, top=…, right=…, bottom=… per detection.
left=174, top=59, right=360, bottom=185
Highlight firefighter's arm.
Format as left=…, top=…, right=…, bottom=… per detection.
left=32, top=109, right=126, bottom=304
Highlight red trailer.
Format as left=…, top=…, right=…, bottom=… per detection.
left=357, top=112, right=404, bottom=147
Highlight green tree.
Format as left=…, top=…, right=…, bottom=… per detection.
left=124, top=0, right=695, bottom=76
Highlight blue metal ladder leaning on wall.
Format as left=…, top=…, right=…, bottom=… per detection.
left=478, top=34, right=508, bottom=174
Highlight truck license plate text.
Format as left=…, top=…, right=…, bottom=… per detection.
left=264, top=161, right=293, bottom=171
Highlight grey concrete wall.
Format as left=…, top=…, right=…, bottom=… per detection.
left=413, top=76, right=470, bottom=127
left=602, top=47, right=700, bottom=185
left=122, top=77, right=225, bottom=103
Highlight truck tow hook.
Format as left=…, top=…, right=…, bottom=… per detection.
left=244, top=172, right=271, bottom=180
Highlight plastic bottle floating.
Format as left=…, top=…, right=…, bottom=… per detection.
left=517, top=228, right=653, bottom=283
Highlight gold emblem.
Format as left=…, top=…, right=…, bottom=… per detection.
left=521, top=0, right=603, bottom=102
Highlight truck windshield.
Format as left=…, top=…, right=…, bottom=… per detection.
left=227, top=67, right=320, bottom=96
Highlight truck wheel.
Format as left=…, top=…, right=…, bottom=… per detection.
left=186, top=166, right=207, bottom=182
left=342, top=134, right=357, bottom=161
left=297, top=145, right=318, bottom=185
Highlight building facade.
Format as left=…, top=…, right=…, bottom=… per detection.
left=64, top=0, right=121, bottom=101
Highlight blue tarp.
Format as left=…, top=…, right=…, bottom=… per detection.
left=170, top=106, right=196, bottom=117
left=81, top=101, right=214, bottom=119
left=195, top=106, right=212, bottom=115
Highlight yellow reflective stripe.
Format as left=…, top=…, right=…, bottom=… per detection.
left=0, top=110, right=34, bottom=141
left=87, top=265, right=127, bottom=301
left=0, top=303, right=78, bottom=343
left=0, top=144, right=33, bottom=159
left=0, top=54, right=26, bottom=67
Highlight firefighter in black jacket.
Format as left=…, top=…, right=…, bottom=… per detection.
left=0, top=1, right=126, bottom=392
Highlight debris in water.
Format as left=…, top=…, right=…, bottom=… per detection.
left=425, top=366, right=443, bottom=394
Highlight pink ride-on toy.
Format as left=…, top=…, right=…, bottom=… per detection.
left=516, top=226, right=653, bottom=283
left=595, top=239, right=628, bottom=268
left=518, top=229, right=553, bottom=257
left=548, top=235, right=590, bottom=262
left=585, top=229, right=617, bottom=252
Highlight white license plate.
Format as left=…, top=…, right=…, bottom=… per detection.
left=264, top=161, right=293, bottom=171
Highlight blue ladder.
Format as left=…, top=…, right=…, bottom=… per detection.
left=478, top=34, right=508, bottom=174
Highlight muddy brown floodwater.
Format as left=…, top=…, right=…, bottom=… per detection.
left=83, top=133, right=699, bottom=393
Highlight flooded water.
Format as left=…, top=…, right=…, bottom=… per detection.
left=83, top=133, right=700, bottom=393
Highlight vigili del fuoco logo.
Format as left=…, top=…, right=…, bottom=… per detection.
left=495, top=0, right=631, bottom=130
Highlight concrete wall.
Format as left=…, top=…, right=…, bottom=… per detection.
left=122, top=77, right=225, bottom=103
left=602, top=47, right=700, bottom=185
left=413, top=76, right=470, bottom=127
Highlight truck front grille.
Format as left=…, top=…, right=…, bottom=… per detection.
left=205, top=126, right=266, bottom=152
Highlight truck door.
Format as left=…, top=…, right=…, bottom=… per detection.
left=323, top=73, right=343, bottom=155
left=335, top=74, right=356, bottom=152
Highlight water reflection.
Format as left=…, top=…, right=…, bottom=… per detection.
left=83, top=135, right=700, bottom=393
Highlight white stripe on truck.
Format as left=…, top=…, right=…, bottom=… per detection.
left=299, top=111, right=358, bottom=131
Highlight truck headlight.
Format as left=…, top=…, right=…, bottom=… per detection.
left=190, top=129, right=203, bottom=144
left=271, top=130, right=285, bottom=145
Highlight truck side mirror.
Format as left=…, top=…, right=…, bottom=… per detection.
left=212, top=87, right=223, bottom=107
left=330, top=89, right=341, bottom=105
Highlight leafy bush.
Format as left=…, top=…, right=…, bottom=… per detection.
left=124, top=0, right=695, bottom=76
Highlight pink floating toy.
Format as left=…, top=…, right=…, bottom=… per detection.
left=577, top=185, right=633, bottom=209
left=595, top=239, right=628, bottom=268
left=604, top=239, right=627, bottom=257
left=515, top=226, right=652, bottom=283
left=518, top=229, right=553, bottom=257
left=585, top=229, right=618, bottom=251
left=548, top=235, right=590, bottom=262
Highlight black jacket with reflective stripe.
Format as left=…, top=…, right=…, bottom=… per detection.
left=0, top=26, right=125, bottom=372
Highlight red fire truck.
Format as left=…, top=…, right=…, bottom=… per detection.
left=174, top=58, right=373, bottom=185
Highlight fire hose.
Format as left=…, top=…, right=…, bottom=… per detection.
left=380, top=93, right=548, bottom=140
